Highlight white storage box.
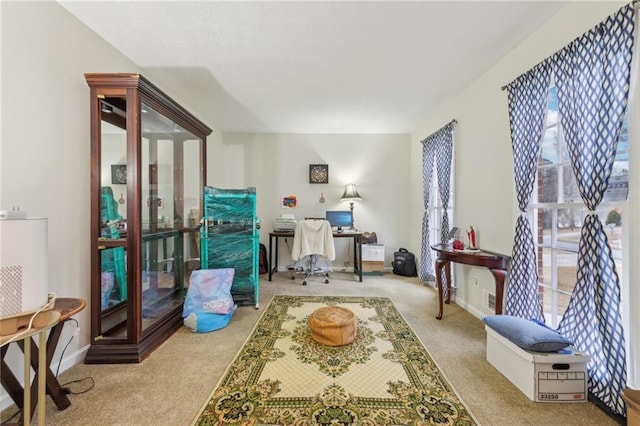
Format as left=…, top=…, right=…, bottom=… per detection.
left=361, top=244, right=384, bottom=275
left=362, top=244, right=384, bottom=261
left=486, top=325, right=589, bottom=402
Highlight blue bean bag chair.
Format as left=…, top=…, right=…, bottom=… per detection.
left=183, top=268, right=236, bottom=333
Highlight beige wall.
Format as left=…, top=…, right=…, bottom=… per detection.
left=0, top=2, right=224, bottom=407
left=222, top=132, right=411, bottom=268
left=409, top=1, right=639, bottom=386
left=1, top=0, right=637, bottom=406
left=0, top=3, right=409, bottom=404
left=1, top=1, right=138, bottom=375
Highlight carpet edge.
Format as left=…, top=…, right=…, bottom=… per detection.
left=388, top=296, right=481, bottom=425
left=190, top=294, right=279, bottom=425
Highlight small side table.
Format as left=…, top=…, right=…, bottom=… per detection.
left=1, top=311, right=60, bottom=426
left=1, top=297, right=86, bottom=424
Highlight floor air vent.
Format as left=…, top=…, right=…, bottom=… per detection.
left=483, top=289, right=496, bottom=311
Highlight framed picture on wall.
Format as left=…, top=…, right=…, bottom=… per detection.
left=111, top=164, right=127, bottom=184
left=309, top=164, right=329, bottom=184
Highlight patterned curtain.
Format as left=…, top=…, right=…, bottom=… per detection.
left=420, top=139, right=437, bottom=282
left=419, top=122, right=454, bottom=283
left=504, top=64, right=551, bottom=321
left=554, top=4, right=635, bottom=416
left=435, top=124, right=454, bottom=245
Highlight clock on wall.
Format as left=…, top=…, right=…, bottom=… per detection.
left=309, top=164, right=329, bottom=184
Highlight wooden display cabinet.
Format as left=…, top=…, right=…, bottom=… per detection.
left=85, top=73, right=211, bottom=363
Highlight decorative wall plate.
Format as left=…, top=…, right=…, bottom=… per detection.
left=111, top=164, right=127, bottom=184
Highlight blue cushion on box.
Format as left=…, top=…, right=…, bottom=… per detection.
left=483, top=315, right=573, bottom=352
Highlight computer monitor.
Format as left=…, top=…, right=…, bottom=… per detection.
left=325, top=210, right=353, bottom=231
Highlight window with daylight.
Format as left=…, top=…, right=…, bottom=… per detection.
left=428, top=152, right=455, bottom=256
left=532, top=85, right=629, bottom=328
left=420, top=122, right=455, bottom=284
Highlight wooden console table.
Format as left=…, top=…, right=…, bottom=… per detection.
left=1, top=298, right=86, bottom=424
left=431, top=244, right=510, bottom=320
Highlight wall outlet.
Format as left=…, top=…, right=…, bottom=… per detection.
left=472, top=276, right=479, bottom=288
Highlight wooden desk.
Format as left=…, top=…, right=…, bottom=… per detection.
left=268, top=231, right=363, bottom=282
left=1, top=298, right=86, bottom=424
left=431, top=244, right=510, bottom=320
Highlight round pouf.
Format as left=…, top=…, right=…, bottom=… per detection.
left=308, top=306, right=357, bottom=346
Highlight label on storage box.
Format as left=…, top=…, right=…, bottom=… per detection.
left=537, top=371, right=587, bottom=402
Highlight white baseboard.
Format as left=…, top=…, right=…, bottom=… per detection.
left=276, top=266, right=395, bottom=273
left=455, top=296, right=490, bottom=321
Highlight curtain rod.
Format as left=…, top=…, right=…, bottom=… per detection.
left=420, top=119, right=457, bottom=143
left=425, top=118, right=457, bottom=132
left=500, top=0, right=638, bottom=91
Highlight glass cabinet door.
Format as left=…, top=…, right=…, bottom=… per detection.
left=182, top=139, right=202, bottom=285
left=86, top=73, right=210, bottom=363
left=99, top=96, right=129, bottom=341
left=140, top=102, right=203, bottom=333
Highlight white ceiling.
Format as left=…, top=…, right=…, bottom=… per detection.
left=59, top=1, right=566, bottom=134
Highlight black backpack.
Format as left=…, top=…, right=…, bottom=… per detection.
left=259, top=243, right=269, bottom=274
left=392, top=248, right=417, bottom=277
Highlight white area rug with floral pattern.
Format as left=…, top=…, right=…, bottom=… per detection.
left=193, top=295, right=476, bottom=425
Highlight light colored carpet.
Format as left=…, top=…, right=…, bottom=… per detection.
left=3, top=272, right=616, bottom=425
left=194, top=295, right=476, bottom=425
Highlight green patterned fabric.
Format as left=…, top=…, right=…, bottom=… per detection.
left=194, top=295, right=476, bottom=425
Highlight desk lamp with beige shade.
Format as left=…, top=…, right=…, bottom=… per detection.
left=340, top=183, right=362, bottom=231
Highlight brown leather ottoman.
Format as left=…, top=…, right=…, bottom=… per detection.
left=309, top=306, right=357, bottom=346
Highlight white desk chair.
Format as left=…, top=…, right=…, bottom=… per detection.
left=290, top=219, right=335, bottom=285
